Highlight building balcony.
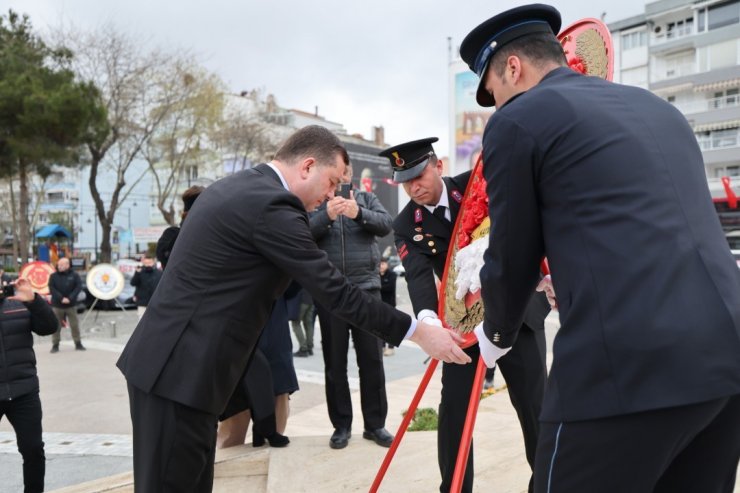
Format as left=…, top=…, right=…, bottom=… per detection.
left=651, top=25, right=694, bottom=45
left=652, top=63, right=697, bottom=82
left=697, top=129, right=740, bottom=151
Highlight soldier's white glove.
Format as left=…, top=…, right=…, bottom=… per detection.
left=454, top=236, right=488, bottom=300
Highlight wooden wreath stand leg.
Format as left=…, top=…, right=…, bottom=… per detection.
left=369, top=354, right=487, bottom=493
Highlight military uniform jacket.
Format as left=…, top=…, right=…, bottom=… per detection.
left=480, top=67, right=740, bottom=422
left=117, top=164, right=411, bottom=416
left=393, top=172, right=548, bottom=327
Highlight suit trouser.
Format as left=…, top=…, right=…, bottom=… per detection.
left=52, top=306, right=81, bottom=345
left=0, top=391, right=45, bottom=493
left=534, top=394, right=740, bottom=493
left=316, top=292, right=388, bottom=431
left=291, top=302, right=315, bottom=352
left=439, top=324, right=546, bottom=493
left=127, top=383, right=218, bottom=493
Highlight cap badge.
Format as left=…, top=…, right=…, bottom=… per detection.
left=392, top=151, right=405, bottom=166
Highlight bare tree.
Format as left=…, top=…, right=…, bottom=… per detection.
left=213, top=90, right=281, bottom=175
left=141, top=60, right=225, bottom=226
left=51, top=24, right=172, bottom=262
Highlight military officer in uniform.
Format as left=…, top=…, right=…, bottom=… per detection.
left=460, top=4, right=740, bottom=491
left=381, top=138, right=550, bottom=492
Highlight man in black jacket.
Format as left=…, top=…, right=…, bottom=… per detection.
left=131, top=255, right=162, bottom=320
left=48, top=257, right=84, bottom=352
left=0, top=278, right=60, bottom=493
left=310, top=162, right=396, bottom=450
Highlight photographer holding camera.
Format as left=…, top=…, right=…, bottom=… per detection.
left=0, top=277, right=60, bottom=493
left=308, top=162, right=397, bottom=450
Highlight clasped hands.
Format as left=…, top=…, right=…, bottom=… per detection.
left=326, top=194, right=359, bottom=220
left=410, top=313, right=471, bottom=365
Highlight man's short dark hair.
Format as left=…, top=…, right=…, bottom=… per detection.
left=275, top=125, right=349, bottom=167
left=182, top=186, right=205, bottom=212
left=490, top=32, right=566, bottom=78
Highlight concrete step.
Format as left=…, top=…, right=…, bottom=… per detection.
left=48, top=445, right=270, bottom=493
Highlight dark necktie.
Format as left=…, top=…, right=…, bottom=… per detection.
left=433, top=205, right=449, bottom=224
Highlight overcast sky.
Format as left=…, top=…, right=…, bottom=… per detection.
left=7, top=0, right=647, bottom=157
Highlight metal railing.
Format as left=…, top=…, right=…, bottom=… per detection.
left=697, top=129, right=740, bottom=150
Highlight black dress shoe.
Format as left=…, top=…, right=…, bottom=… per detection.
left=293, top=349, right=310, bottom=357
left=253, top=431, right=290, bottom=448
left=363, top=428, right=394, bottom=448
left=329, top=428, right=351, bottom=449
left=308, top=348, right=314, bottom=356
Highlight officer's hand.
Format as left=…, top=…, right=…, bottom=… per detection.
left=536, top=275, right=557, bottom=310
left=410, top=321, right=471, bottom=365
left=9, top=279, right=35, bottom=303
left=340, top=193, right=359, bottom=219
left=326, top=197, right=345, bottom=221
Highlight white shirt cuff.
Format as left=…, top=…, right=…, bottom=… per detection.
left=404, top=318, right=417, bottom=339
left=474, top=322, right=511, bottom=368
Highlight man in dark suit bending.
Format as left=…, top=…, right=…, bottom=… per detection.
left=116, top=125, right=470, bottom=492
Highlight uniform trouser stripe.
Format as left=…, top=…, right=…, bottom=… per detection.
left=547, top=422, right=564, bottom=493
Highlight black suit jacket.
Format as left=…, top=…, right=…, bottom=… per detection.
left=117, top=164, right=411, bottom=415
left=480, top=67, right=740, bottom=421
left=393, top=171, right=549, bottom=327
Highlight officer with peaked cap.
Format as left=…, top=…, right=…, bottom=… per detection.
left=382, top=138, right=549, bottom=492
left=461, top=4, right=740, bottom=492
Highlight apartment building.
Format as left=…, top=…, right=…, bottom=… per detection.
left=610, top=0, right=740, bottom=240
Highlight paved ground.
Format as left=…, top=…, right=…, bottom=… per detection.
left=0, top=278, right=737, bottom=491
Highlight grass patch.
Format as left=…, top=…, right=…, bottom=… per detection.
left=402, top=407, right=438, bottom=431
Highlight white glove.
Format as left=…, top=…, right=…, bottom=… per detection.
left=474, top=322, right=511, bottom=368
left=418, top=309, right=442, bottom=327
left=453, top=236, right=488, bottom=300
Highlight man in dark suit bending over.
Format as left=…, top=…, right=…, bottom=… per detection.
left=117, top=125, right=471, bottom=492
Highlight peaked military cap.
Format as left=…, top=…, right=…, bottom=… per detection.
left=379, top=137, right=438, bottom=183
left=460, top=4, right=561, bottom=107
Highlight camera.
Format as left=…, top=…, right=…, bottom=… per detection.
left=1, top=284, right=15, bottom=298
left=339, top=183, right=352, bottom=199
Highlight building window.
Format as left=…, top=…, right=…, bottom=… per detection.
left=708, top=0, right=740, bottom=30
left=187, top=165, right=198, bottom=181
left=727, top=165, right=740, bottom=176
left=667, top=95, right=676, bottom=104
left=621, top=30, right=647, bottom=50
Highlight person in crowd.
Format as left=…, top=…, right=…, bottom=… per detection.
left=130, top=255, right=162, bottom=320
left=217, top=347, right=288, bottom=449
left=382, top=137, right=549, bottom=492
left=48, top=257, right=85, bottom=353
left=379, top=257, right=397, bottom=356
left=116, top=125, right=469, bottom=492
left=0, top=278, right=60, bottom=493
left=155, top=185, right=205, bottom=270
left=310, top=162, right=396, bottom=450
left=460, top=4, right=740, bottom=491
left=289, top=287, right=315, bottom=357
